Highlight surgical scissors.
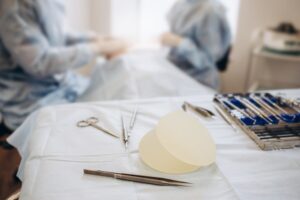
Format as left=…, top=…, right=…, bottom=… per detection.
left=77, top=117, right=119, bottom=138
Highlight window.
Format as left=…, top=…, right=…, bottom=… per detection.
left=108, top=0, right=240, bottom=42
left=138, top=0, right=240, bottom=41
left=138, top=0, right=177, bottom=42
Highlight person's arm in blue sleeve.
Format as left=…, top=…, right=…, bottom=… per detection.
left=172, top=9, right=231, bottom=70
left=0, top=14, right=99, bottom=78
left=65, top=31, right=98, bottom=45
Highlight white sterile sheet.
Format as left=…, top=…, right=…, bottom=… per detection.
left=8, top=90, right=300, bottom=200
left=78, top=49, right=214, bottom=102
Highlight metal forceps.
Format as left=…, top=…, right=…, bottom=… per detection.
left=121, top=108, right=139, bottom=149
left=182, top=101, right=215, bottom=118
left=121, top=115, right=129, bottom=148
left=77, top=117, right=119, bottom=138
left=84, top=169, right=191, bottom=186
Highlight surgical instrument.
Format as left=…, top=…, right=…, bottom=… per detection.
left=126, top=107, right=139, bottom=138
left=129, top=107, right=138, bottom=132
left=263, top=96, right=289, bottom=114
left=182, top=101, right=215, bottom=118
left=121, top=115, right=129, bottom=149
left=84, top=169, right=191, bottom=186
left=250, top=96, right=282, bottom=123
left=223, top=99, right=256, bottom=120
left=77, top=117, right=119, bottom=138
left=236, top=97, right=274, bottom=124
left=214, top=105, right=239, bottom=132
left=214, top=93, right=300, bottom=150
left=262, top=96, right=296, bottom=122
left=218, top=99, right=256, bottom=125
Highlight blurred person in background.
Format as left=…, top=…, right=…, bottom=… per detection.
left=0, top=0, right=127, bottom=132
left=161, top=0, right=231, bottom=90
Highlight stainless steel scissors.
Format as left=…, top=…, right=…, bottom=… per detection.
left=77, top=117, right=119, bottom=138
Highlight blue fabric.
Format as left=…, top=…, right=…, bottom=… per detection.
left=0, top=0, right=97, bottom=129
left=167, top=0, right=231, bottom=89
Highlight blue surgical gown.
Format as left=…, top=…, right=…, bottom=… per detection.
left=0, top=0, right=98, bottom=129
left=167, top=0, right=231, bottom=89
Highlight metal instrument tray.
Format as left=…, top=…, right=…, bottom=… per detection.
left=214, top=93, right=300, bottom=150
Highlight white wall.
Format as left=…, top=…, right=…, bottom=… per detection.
left=90, top=0, right=140, bottom=38
left=222, top=0, right=300, bottom=92
left=110, top=0, right=140, bottom=39
left=90, top=0, right=177, bottom=41
left=64, top=0, right=92, bottom=32
left=90, top=0, right=111, bottom=35
left=138, top=0, right=176, bottom=42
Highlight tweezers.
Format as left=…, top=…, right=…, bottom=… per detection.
left=84, top=169, right=191, bottom=186
left=121, top=115, right=129, bottom=149
left=182, top=102, right=215, bottom=118
left=129, top=107, right=138, bottom=131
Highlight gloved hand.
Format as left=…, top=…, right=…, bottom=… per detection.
left=97, top=37, right=129, bottom=58
left=160, top=32, right=183, bottom=47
